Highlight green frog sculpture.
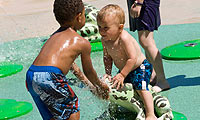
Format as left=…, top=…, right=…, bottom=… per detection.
left=105, top=78, right=174, bottom=120
left=77, top=4, right=101, bottom=43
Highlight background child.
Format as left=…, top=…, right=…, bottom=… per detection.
left=97, top=4, right=157, bottom=120
left=127, top=0, right=170, bottom=92
left=26, top=0, right=109, bottom=120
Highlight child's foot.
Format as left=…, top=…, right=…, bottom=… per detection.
left=152, top=80, right=170, bottom=93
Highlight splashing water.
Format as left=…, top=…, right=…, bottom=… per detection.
left=0, top=36, right=139, bottom=120
left=0, top=37, right=112, bottom=120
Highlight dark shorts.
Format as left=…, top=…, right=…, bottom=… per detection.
left=127, top=0, right=161, bottom=32
left=26, top=65, right=79, bottom=120
left=122, top=59, right=152, bottom=90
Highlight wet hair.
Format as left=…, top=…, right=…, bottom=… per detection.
left=53, top=0, right=84, bottom=26
left=97, top=4, right=125, bottom=24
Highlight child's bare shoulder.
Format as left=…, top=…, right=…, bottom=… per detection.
left=120, top=30, right=135, bottom=42
left=50, top=28, right=90, bottom=49
left=68, top=30, right=91, bottom=50
left=61, top=28, right=89, bottom=43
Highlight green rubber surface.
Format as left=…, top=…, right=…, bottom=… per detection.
left=0, top=62, right=23, bottom=78
left=1, top=23, right=200, bottom=120
left=161, top=39, right=200, bottom=60
left=173, top=111, right=187, bottom=120
left=0, top=99, right=33, bottom=120
left=91, top=42, right=103, bottom=52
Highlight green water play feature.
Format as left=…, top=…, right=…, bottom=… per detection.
left=91, top=42, right=103, bottom=52
left=173, top=111, right=187, bottom=120
left=0, top=99, right=33, bottom=120
left=161, top=39, right=200, bottom=60
left=0, top=62, right=23, bottom=78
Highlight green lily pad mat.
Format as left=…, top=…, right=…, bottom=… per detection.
left=0, top=62, right=23, bottom=78
left=0, top=99, right=33, bottom=120
left=161, top=39, right=200, bottom=60
left=173, top=111, right=187, bottom=120
left=91, top=42, right=103, bottom=52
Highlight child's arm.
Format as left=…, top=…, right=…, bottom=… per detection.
left=112, top=31, right=137, bottom=89
left=70, top=62, right=96, bottom=91
left=120, top=32, right=138, bottom=77
left=81, top=40, right=109, bottom=99
left=102, top=42, right=113, bottom=80
left=104, top=52, right=113, bottom=75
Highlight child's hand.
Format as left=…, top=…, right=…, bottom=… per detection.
left=112, top=73, right=125, bottom=90
left=96, top=82, right=110, bottom=100
left=103, top=74, right=112, bottom=82
left=130, top=3, right=142, bottom=18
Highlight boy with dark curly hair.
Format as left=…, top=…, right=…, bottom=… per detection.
left=26, top=0, right=109, bottom=119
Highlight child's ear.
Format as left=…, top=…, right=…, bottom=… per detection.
left=119, top=24, right=124, bottom=31
left=76, top=13, right=82, bottom=23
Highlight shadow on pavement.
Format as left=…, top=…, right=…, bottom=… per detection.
left=167, top=75, right=200, bottom=88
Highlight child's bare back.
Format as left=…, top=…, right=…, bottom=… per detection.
left=33, top=28, right=90, bottom=75
left=26, top=0, right=109, bottom=119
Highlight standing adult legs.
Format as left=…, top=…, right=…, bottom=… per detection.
left=138, top=30, right=170, bottom=92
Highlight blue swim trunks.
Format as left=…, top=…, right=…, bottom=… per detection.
left=122, top=59, right=152, bottom=90
left=26, top=65, right=79, bottom=120
left=127, top=0, right=161, bottom=32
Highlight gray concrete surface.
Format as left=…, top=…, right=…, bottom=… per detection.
left=0, top=0, right=200, bottom=43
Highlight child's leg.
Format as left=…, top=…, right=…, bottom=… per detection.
left=138, top=30, right=170, bottom=92
left=137, top=90, right=157, bottom=120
